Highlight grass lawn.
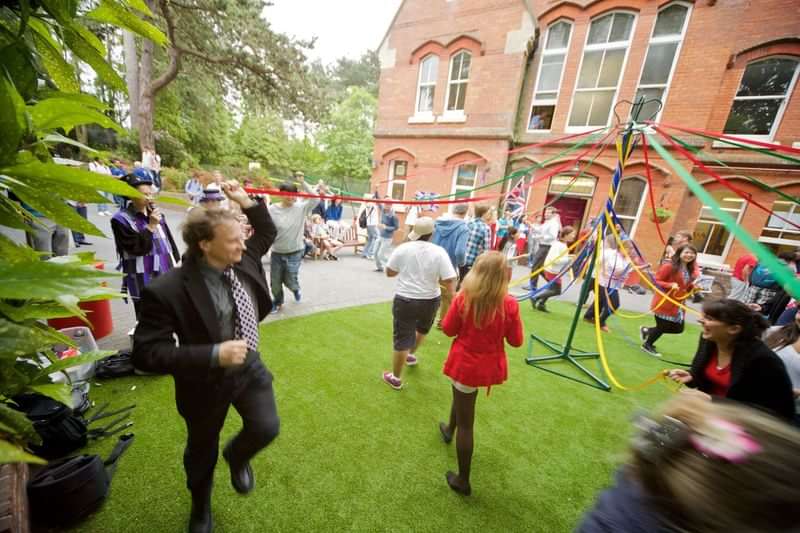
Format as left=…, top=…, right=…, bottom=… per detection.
left=75, top=300, right=700, bottom=533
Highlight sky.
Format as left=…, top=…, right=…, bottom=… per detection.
left=263, top=0, right=403, bottom=65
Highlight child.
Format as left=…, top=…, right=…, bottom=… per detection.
left=311, top=213, right=342, bottom=260
left=439, top=251, right=524, bottom=495
left=498, top=226, right=519, bottom=262
left=531, top=225, right=576, bottom=312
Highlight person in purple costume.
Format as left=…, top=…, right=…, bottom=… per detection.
left=111, top=173, right=180, bottom=320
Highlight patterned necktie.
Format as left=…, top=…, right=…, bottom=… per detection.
left=223, top=267, right=260, bottom=352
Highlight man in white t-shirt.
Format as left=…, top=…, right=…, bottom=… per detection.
left=382, top=217, right=457, bottom=390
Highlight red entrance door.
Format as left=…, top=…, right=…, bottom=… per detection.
left=545, top=195, right=588, bottom=230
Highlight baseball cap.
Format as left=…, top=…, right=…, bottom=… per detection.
left=408, top=216, right=435, bottom=241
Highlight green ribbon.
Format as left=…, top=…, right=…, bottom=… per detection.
left=647, top=133, right=800, bottom=299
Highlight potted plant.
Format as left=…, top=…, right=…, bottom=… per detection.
left=650, top=207, right=674, bottom=223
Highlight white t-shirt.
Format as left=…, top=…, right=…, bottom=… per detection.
left=544, top=240, right=570, bottom=274
left=598, top=248, right=631, bottom=289
left=387, top=240, right=457, bottom=299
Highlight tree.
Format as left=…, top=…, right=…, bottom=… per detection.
left=317, top=87, right=376, bottom=181
left=329, top=50, right=380, bottom=98
left=0, top=0, right=164, bottom=464
left=118, top=0, right=319, bottom=153
left=231, top=112, right=289, bottom=175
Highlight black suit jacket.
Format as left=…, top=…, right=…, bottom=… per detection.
left=132, top=202, right=277, bottom=380
left=689, top=336, right=796, bottom=421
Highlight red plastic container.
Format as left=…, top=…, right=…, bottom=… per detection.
left=47, top=262, right=114, bottom=340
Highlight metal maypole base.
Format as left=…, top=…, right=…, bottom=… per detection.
left=525, top=332, right=610, bottom=391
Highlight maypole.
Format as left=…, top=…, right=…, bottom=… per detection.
left=525, top=99, right=646, bottom=391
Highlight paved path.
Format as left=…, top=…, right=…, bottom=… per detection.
left=3, top=203, right=702, bottom=353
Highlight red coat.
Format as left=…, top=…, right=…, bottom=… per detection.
left=442, top=293, right=524, bottom=388
left=650, top=263, right=695, bottom=318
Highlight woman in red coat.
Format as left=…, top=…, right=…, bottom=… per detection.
left=438, top=251, right=524, bottom=495
left=640, top=245, right=698, bottom=357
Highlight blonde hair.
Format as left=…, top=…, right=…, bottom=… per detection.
left=630, top=395, right=800, bottom=533
left=460, top=251, right=509, bottom=328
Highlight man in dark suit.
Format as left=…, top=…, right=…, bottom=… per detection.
left=133, top=181, right=278, bottom=533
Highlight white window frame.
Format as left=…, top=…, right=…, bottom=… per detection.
left=387, top=160, right=408, bottom=208
left=443, top=50, right=471, bottom=119
left=527, top=19, right=573, bottom=133
left=694, top=196, right=746, bottom=265
left=633, top=2, right=692, bottom=123
left=413, top=54, right=439, bottom=119
left=758, top=199, right=800, bottom=248
left=612, top=176, right=648, bottom=238
left=723, top=56, right=800, bottom=142
left=450, top=163, right=478, bottom=201
left=566, top=11, right=638, bottom=133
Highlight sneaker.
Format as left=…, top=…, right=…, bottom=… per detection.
left=382, top=371, right=402, bottom=390
left=600, top=325, right=610, bottom=332
left=406, top=354, right=418, bottom=366
left=641, top=343, right=661, bottom=357
left=270, top=305, right=282, bottom=314
left=375, top=267, right=384, bottom=272
left=536, top=301, right=549, bottom=313
left=639, top=326, right=648, bottom=344
left=293, top=289, right=301, bottom=303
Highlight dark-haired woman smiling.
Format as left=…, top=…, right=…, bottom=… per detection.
left=667, top=299, right=796, bottom=421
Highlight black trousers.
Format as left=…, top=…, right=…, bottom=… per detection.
left=645, top=316, right=685, bottom=346
left=529, top=244, right=551, bottom=288
left=175, top=360, right=280, bottom=500
left=584, top=287, right=619, bottom=327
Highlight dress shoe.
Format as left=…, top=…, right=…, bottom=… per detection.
left=188, top=502, right=212, bottom=533
left=223, top=441, right=254, bottom=494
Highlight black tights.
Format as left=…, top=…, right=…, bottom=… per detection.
left=644, top=316, right=685, bottom=346
left=445, top=386, right=478, bottom=486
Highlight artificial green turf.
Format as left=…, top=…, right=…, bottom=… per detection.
left=74, top=301, right=700, bottom=533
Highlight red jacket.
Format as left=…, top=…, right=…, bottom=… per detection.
left=442, top=293, right=524, bottom=388
left=650, top=263, right=695, bottom=318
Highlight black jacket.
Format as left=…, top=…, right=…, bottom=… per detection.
left=689, top=336, right=796, bottom=421
left=132, top=202, right=276, bottom=380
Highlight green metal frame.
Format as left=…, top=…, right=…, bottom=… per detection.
left=525, top=249, right=611, bottom=391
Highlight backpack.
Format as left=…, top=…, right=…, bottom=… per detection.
left=12, top=394, right=135, bottom=459
left=95, top=350, right=135, bottom=379
left=358, top=206, right=371, bottom=229
left=749, top=263, right=778, bottom=289
left=28, top=433, right=134, bottom=527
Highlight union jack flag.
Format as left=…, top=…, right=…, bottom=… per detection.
left=503, top=178, right=527, bottom=219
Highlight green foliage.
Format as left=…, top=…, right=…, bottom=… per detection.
left=317, top=87, right=376, bottom=181
left=0, top=0, right=163, bottom=464
left=231, top=111, right=290, bottom=175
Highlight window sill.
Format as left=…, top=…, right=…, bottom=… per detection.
left=438, top=112, right=467, bottom=124
left=407, top=114, right=436, bottom=124
left=526, top=128, right=552, bottom=134
left=712, top=137, right=778, bottom=149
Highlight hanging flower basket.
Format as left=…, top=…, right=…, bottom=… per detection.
left=650, top=207, right=674, bottom=223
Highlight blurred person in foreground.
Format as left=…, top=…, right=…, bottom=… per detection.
left=578, top=394, right=800, bottom=532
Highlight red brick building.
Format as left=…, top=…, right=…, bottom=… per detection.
left=370, top=0, right=800, bottom=268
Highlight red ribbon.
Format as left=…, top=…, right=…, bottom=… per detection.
left=641, top=135, right=667, bottom=245
left=243, top=187, right=496, bottom=206
left=648, top=120, right=800, bottom=156
left=653, top=126, right=800, bottom=231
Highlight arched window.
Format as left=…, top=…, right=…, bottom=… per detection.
left=634, top=2, right=691, bottom=121
left=612, top=177, right=647, bottom=237
left=723, top=57, right=800, bottom=140
left=568, top=11, right=636, bottom=129
left=759, top=198, right=800, bottom=255
left=415, top=55, right=439, bottom=114
left=446, top=51, right=471, bottom=112
left=388, top=160, right=408, bottom=201
left=451, top=163, right=478, bottom=198
left=528, top=20, right=572, bottom=131
left=693, top=191, right=746, bottom=264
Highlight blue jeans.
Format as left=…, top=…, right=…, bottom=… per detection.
left=270, top=250, right=303, bottom=306
left=363, top=225, right=378, bottom=257
left=71, top=204, right=88, bottom=244
left=374, top=237, right=393, bottom=269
